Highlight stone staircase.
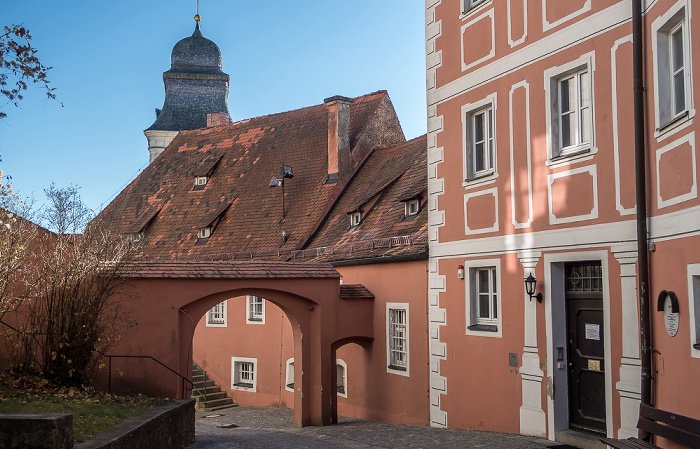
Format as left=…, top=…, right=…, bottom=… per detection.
left=192, top=362, right=237, bottom=412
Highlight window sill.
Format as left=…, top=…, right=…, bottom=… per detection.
left=463, top=171, right=498, bottom=189
left=546, top=146, right=597, bottom=168
left=655, top=109, right=694, bottom=140
left=388, top=364, right=407, bottom=372
left=693, top=343, right=700, bottom=350
left=248, top=317, right=262, bottom=322
left=460, top=0, right=492, bottom=20
left=468, top=323, right=498, bottom=332
left=233, top=383, right=253, bottom=389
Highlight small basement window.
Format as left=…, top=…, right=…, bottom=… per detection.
left=193, top=176, right=208, bottom=191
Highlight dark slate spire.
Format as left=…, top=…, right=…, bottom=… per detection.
left=146, top=19, right=230, bottom=133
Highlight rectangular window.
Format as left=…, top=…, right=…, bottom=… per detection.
left=687, top=264, right=700, bottom=358
left=464, top=0, right=488, bottom=12
left=206, top=301, right=226, bottom=327
left=544, top=55, right=595, bottom=162
left=231, top=357, right=257, bottom=391
left=465, top=259, right=502, bottom=337
left=285, top=359, right=294, bottom=391
left=462, top=94, right=497, bottom=184
left=246, top=295, right=265, bottom=324
left=387, top=304, right=409, bottom=376
left=652, top=3, right=692, bottom=134
left=336, top=360, right=347, bottom=397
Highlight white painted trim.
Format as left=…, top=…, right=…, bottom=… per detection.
left=543, top=52, right=597, bottom=162
left=461, top=93, right=498, bottom=186
left=544, top=250, right=613, bottom=440
left=460, top=0, right=492, bottom=20
left=547, top=165, right=599, bottom=225
left=610, top=35, right=637, bottom=216
left=336, top=359, right=348, bottom=398
left=386, top=302, right=410, bottom=377
left=542, top=0, right=592, bottom=32
left=205, top=300, right=227, bottom=328
left=509, top=81, right=533, bottom=229
left=427, top=1, right=630, bottom=108
left=464, top=188, right=499, bottom=234
left=231, top=356, right=257, bottom=392
left=427, top=257, right=448, bottom=428
left=463, top=258, right=502, bottom=338
left=461, top=9, right=496, bottom=72
left=655, top=131, right=697, bottom=208
left=507, top=0, right=528, bottom=47
left=687, top=264, right=700, bottom=358
left=246, top=295, right=266, bottom=324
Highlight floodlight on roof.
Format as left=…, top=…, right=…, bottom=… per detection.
left=281, top=165, right=294, bottom=179
left=269, top=176, right=282, bottom=188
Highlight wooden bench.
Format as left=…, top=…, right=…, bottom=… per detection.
left=600, top=404, right=700, bottom=449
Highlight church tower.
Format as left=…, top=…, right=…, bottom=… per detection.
left=144, top=16, right=230, bottom=163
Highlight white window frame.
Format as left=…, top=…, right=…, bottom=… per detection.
left=285, top=358, right=294, bottom=392
left=336, top=359, right=347, bottom=398
left=461, top=93, right=498, bottom=187
left=462, top=0, right=491, bottom=16
left=206, top=301, right=227, bottom=327
left=544, top=53, right=597, bottom=165
left=198, top=227, right=211, bottom=239
left=246, top=295, right=265, bottom=324
left=652, top=0, right=694, bottom=138
left=405, top=199, right=420, bottom=218
left=349, top=211, right=362, bottom=228
left=687, top=263, right=700, bottom=358
left=231, top=357, right=257, bottom=391
left=194, top=176, right=208, bottom=190
left=386, top=303, right=409, bottom=377
left=464, top=258, right=502, bottom=338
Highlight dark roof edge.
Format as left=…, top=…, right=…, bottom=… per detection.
left=329, top=249, right=428, bottom=267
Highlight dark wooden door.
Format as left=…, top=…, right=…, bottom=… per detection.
left=565, top=262, right=606, bottom=435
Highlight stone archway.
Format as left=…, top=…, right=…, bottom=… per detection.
left=102, top=260, right=374, bottom=427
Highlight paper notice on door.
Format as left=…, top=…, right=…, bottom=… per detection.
left=585, top=323, right=600, bottom=341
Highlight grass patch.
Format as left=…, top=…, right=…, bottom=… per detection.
left=0, top=373, right=170, bottom=442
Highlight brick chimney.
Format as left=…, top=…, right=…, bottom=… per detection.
left=324, top=96, right=353, bottom=183
left=207, top=112, right=230, bottom=127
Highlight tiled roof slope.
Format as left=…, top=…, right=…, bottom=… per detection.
left=96, top=91, right=408, bottom=260
left=300, top=135, right=428, bottom=263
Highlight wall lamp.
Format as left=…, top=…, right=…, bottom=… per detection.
left=525, top=273, right=543, bottom=303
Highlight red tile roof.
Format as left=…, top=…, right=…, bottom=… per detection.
left=115, top=260, right=339, bottom=279
left=339, top=284, right=375, bottom=300
left=96, top=92, right=425, bottom=264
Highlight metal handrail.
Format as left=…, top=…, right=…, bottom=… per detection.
left=0, top=320, right=202, bottom=399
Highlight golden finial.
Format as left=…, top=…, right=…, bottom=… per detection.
left=194, top=0, right=201, bottom=22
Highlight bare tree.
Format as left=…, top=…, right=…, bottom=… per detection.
left=6, top=185, right=135, bottom=385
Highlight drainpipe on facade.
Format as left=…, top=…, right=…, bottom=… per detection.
left=632, top=0, right=653, bottom=409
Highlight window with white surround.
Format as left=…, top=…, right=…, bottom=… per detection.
left=544, top=54, right=596, bottom=162
left=652, top=1, right=693, bottom=135
left=196, top=226, right=211, bottom=246
left=349, top=211, right=362, bottom=231
left=285, top=358, right=294, bottom=391
left=336, top=359, right=347, bottom=397
left=687, top=264, right=700, bottom=358
left=246, top=295, right=265, bottom=324
left=404, top=199, right=420, bottom=220
left=462, top=94, right=497, bottom=185
left=386, top=303, right=409, bottom=376
left=463, top=0, right=489, bottom=13
left=231, top=357, right=257, bottom=391
left=464, top=259, right=502, bottom=337
left=193, top=176, right=208, bottom=191
left=206, top=301, right=226, bottom=327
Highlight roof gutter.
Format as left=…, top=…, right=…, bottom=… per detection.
left=329, top=249, right=428, bottom=267
left=633, top=0, right=653, bottom=410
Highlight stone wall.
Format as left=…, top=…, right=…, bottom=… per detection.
left=76, top=399, right=195, bottom=449
left=0, top=413, right=73, bottom=449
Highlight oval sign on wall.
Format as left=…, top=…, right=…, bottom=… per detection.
left=657, top=291, right=680, bottom=337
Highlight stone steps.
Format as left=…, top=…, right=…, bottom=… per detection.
left=192, top=362, right=238, bottom=412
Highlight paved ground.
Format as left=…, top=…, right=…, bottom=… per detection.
left=189, top=406, right=566, bottom=449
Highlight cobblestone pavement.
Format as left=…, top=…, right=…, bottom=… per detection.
left=189, top=406, right=563, bottom=449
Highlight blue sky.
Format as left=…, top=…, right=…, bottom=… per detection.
left=1, top=1, right=427, bottom=214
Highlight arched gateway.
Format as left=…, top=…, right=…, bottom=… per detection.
left=103, top=260, right=374, bottom=427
